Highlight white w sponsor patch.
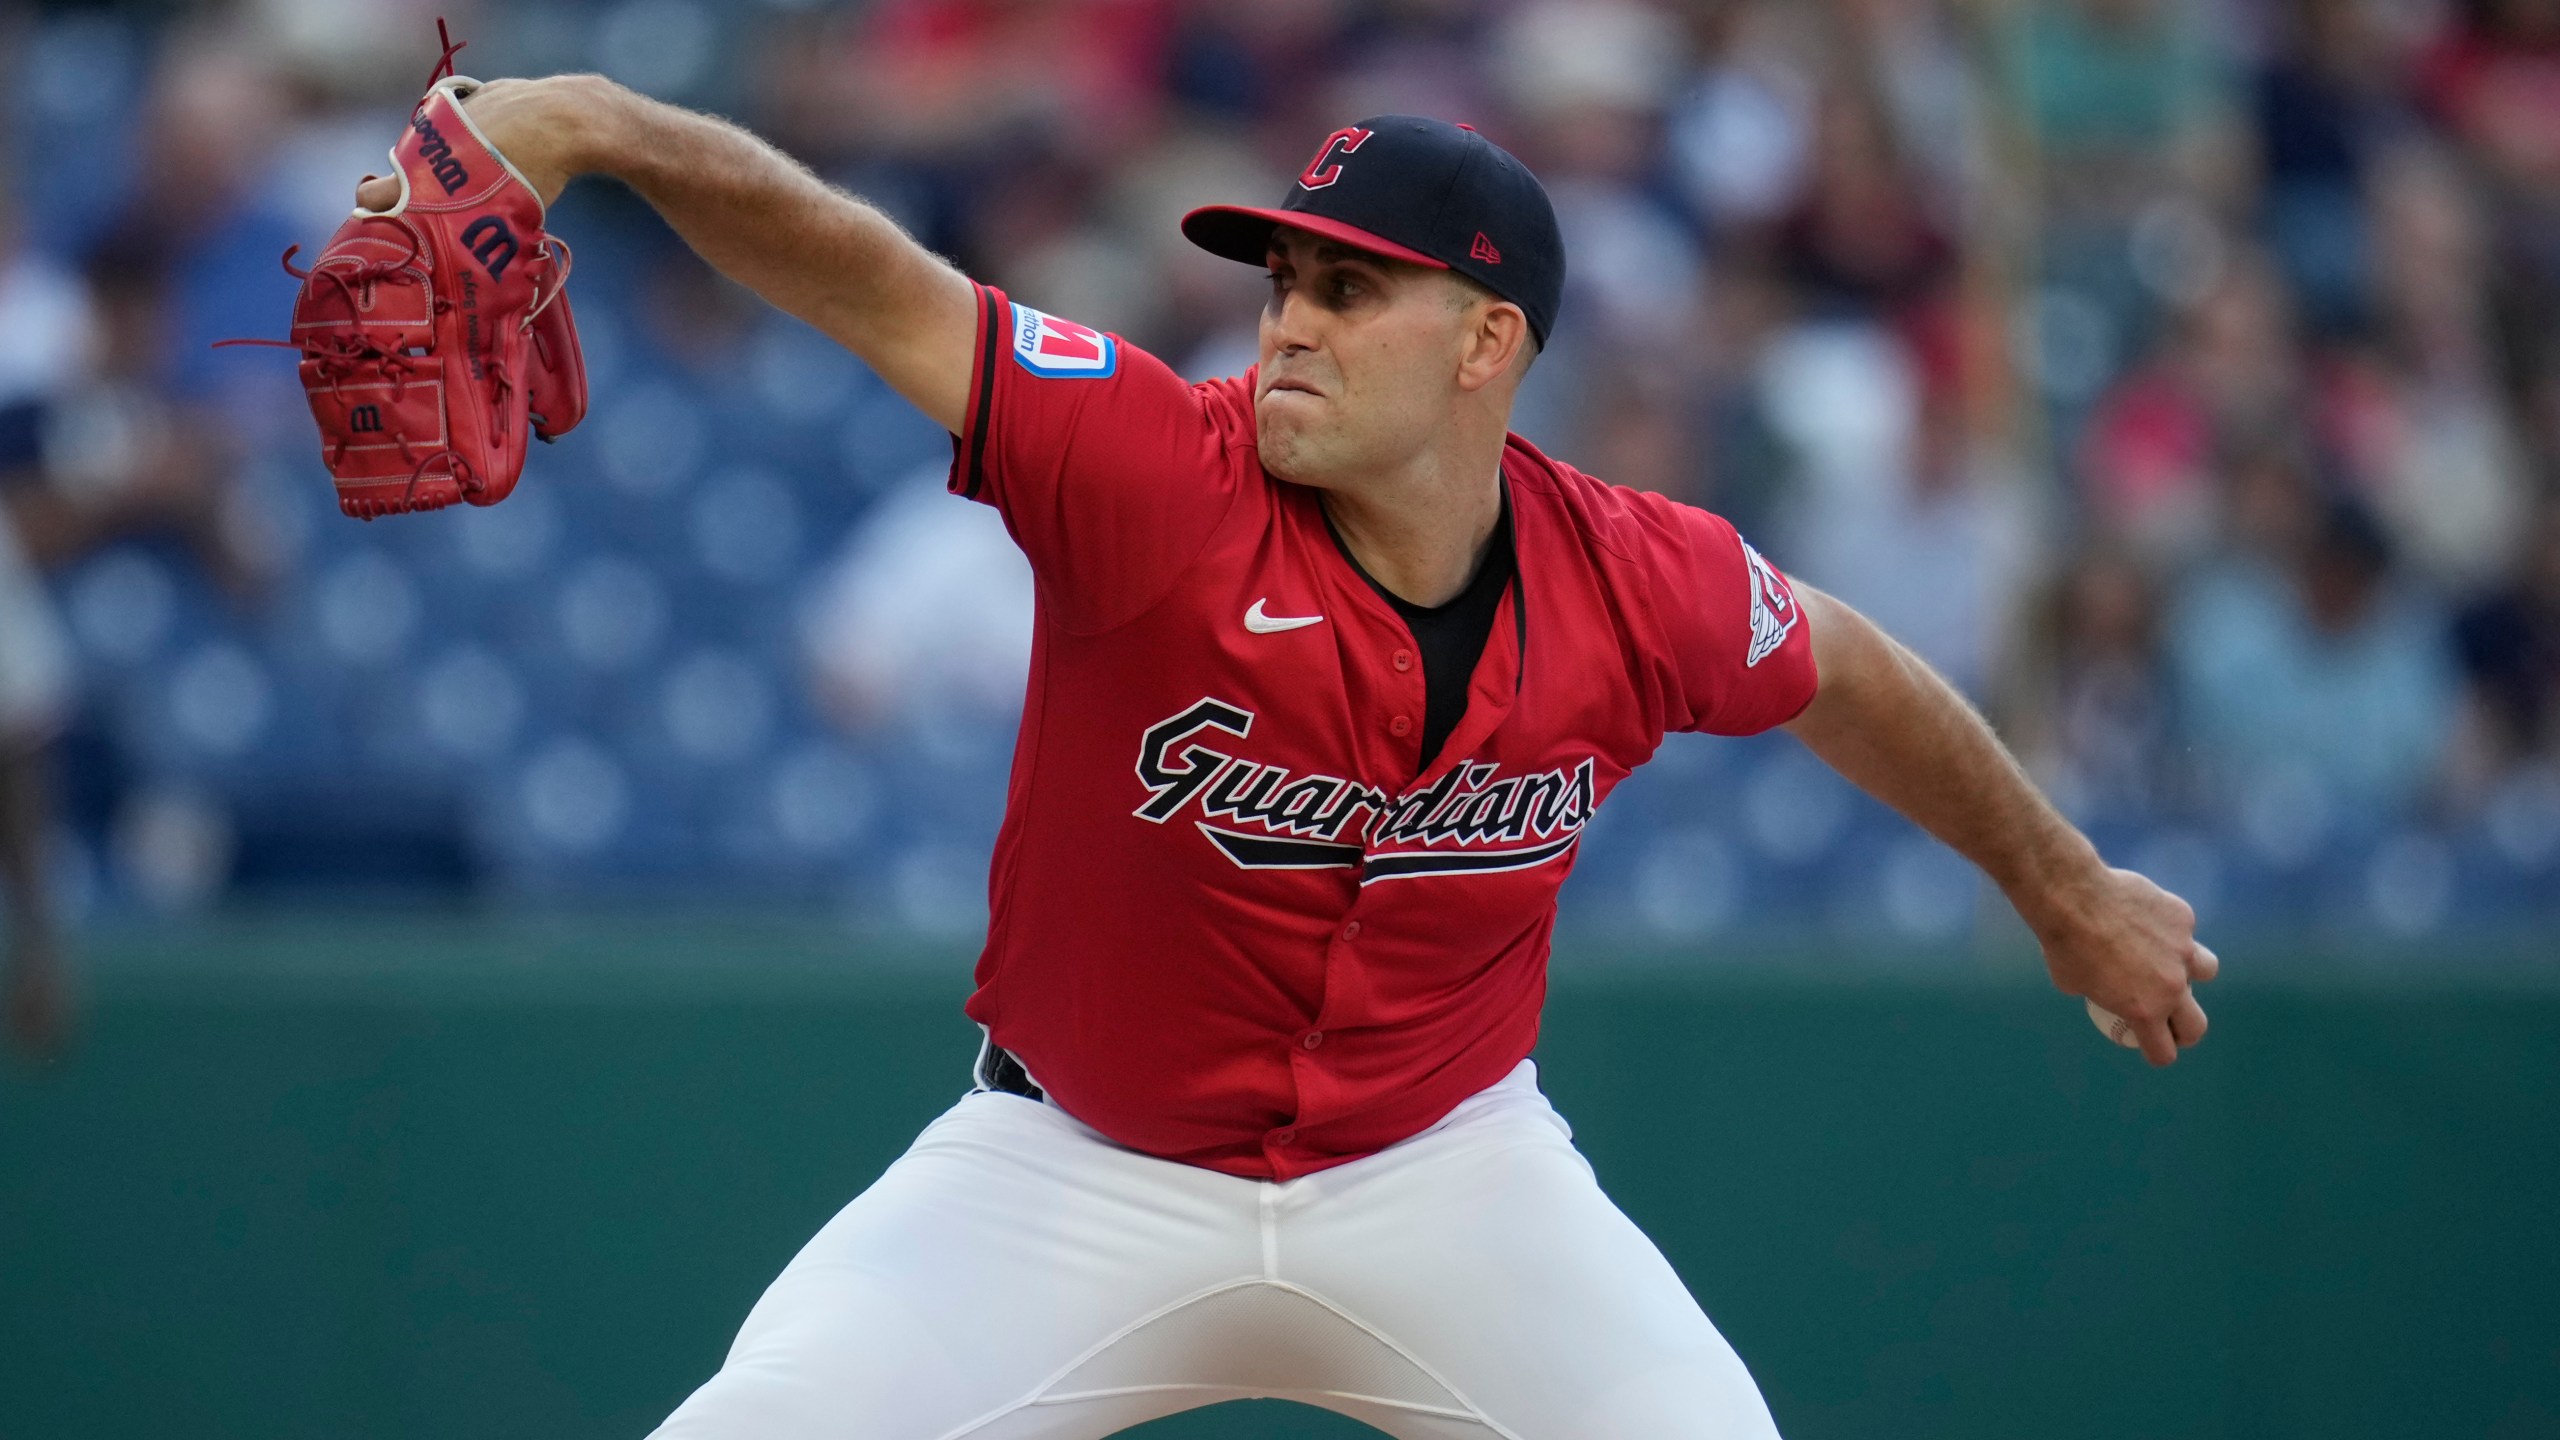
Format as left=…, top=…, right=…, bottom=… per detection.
left=1010, top=304, right=1118, bottom=378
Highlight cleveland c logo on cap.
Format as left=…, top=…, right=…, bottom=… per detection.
left=1297, top=127, right=1375, bottom=190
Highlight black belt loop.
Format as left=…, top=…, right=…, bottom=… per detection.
left=977, top=1041, right=1045, bottom=1102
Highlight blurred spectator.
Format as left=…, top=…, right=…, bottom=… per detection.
left=802, top=464, right=1032, bottom=738
left=1163, top=2, right=1352, bottom=129
left=2080, top=250, right=2302, bottom=561
left=2025, top=544, right=2173, bottom=822
left=0, top=197, right=262, bottom=974
left=1667, top=1, right=1816, bottom=236
left=2170, top=492, right=2459, bottom=822
left=2001, top=0, right=2240, bottom=214
left=1832, top=0, right=1979, bottom=201
left=1769, top=75, right=1965, bottom=484
left=2318, top=144, right=2529, bottom=589
left=2425, top=0, right=2560, bottom=471
left=2420, top=0, right=2560, bottom=197
left=1119, top=132, right=1280, bottom=373
left=0, top=205, right=96, bottom=410
left=1774, top=84, right=1958, bottom=327
left=1494, top=0, right=1702, bottom=458
left=2251, top=0, right=2419, bottom=335
left=122, top=27, right=308, bottom=401
left=2454, top=497, right=2560, bottom=777
left=2000, top=0, right=2244, bottom=375
left=0, top=348, right=74, bottom=1048
left=0, top=171, right=82, bottom=1053
left=827, top=0, right=1177, bottom=173
left=8, top=228, right=264, bottom=597
left=1577, top=364, right=1706, bottom=505
left=1327, top=0, right=1496, bottom=127
left=1771, top=321, right=2034, bottom=699
left=0, top=510, right=70, bottom=1054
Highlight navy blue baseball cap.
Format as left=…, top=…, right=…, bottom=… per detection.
left=1183, top=116, right=1565, bottom=348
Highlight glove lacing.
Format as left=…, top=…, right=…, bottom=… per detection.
left=217, top=220, right=517, bottom=514
left=427, top=18, right=466, bottom=89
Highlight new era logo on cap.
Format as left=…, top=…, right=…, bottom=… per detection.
left=1011, top=304, right=1118, bottom=379
left=1470, top=232, right=1501, bottom=265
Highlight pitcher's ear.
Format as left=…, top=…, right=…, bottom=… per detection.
left=1456, top=300, right=1530, bottom=393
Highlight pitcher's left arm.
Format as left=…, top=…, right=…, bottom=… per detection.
left=1782, top=587, right=2218, bottom=1066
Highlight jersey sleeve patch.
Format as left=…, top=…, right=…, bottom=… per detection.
left=1741, top=539, right=1799, bottom=668
left=1010, top=303, right=1119, bottom=379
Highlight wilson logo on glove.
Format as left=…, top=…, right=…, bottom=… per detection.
left=408, top=113, right=472, bottom=195
left=217, top=22, right=585, bottom=520
left=461, top=216, right=518, bottom=277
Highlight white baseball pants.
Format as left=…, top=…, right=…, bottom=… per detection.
left=648, top=1060, right=1782, bottom=1439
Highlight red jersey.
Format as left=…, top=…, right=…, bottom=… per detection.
left=948, top=285, right=1817, bottom=1179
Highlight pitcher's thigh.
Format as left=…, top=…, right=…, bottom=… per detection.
left=650, top=1094, right=1253, bottom=1440
left=1293, top=1135, right=1782, bottom=1440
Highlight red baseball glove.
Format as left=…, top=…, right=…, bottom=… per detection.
left=239, top=34, right=584, bottom=519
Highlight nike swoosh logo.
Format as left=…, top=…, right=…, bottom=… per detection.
left=1244, top=599, right=1325, bottom=634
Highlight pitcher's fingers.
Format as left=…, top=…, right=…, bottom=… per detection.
left=2136, top=1014, right=2179, bottom=1067
left=2169, top=993, right=2209, bottom=1048
left=355, top=174, right=399, bottom=213
left=2186, top=941, right=2220, bottom=984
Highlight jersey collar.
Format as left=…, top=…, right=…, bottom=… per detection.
left=1306, top=466, right=1529, bottom=791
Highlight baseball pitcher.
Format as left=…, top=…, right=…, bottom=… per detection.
left=345, top=75, right=2216, bottom=1440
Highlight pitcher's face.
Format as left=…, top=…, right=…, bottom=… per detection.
left=1253, top=229, right=1474, bottom=489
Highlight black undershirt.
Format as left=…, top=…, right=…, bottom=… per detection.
left=1328, top=489, right=1517, bottom=771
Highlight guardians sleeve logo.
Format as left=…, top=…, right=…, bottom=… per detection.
left=1133, top=699, right=1594, bottom=883
left=1742, top=539, right=1798, bottom=668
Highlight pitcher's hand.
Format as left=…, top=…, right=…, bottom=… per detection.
left=2026, top=865, right=2218, bottom=1066
left=356, top=74, right=624, bottom=213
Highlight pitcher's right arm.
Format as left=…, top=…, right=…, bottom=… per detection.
left=355, top=75, right=978, bottom=433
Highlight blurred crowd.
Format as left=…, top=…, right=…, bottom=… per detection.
left=2, top=0, right=2558, bottom=1005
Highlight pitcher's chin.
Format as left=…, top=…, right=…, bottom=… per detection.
left=1252, top=410, right=1328, bottom=487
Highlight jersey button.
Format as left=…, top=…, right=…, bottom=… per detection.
left=1341, top=921, right=1361, bottom=941
left=1390, top=714, right=1413, bottom=737
left=1392, top=649, right=1414, bottom=672
left=1300, top=1030, right=1324, bottom=1050
left=1272, top=1128, right=1297, bottom=1146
